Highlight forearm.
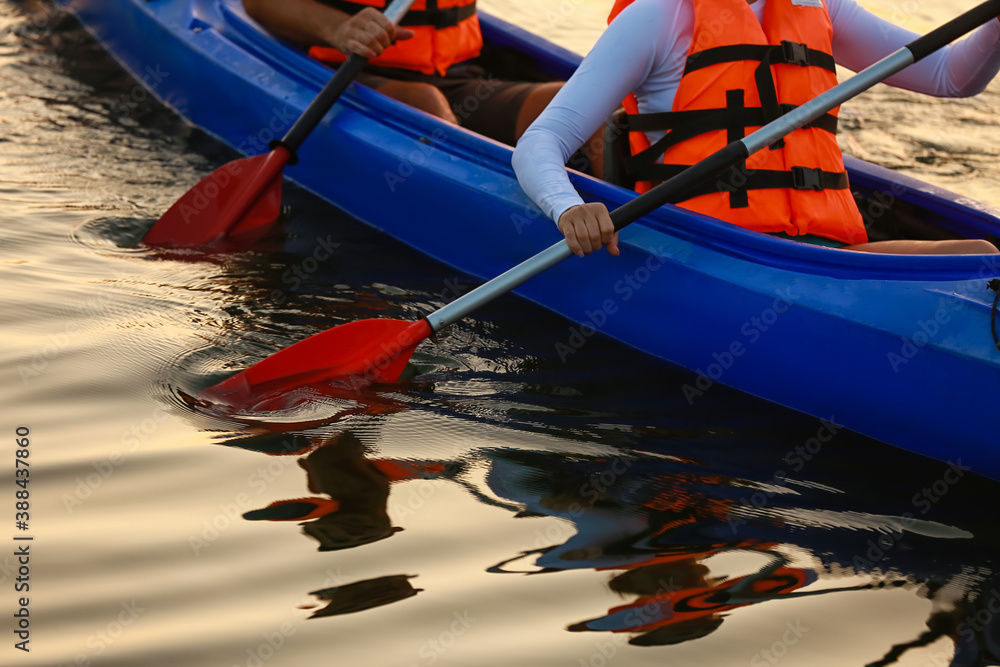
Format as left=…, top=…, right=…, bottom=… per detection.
left=243, top=0, right=344, bottom=48
left=513, top=127, right=586, bottom=224
left=936, top=19, right=1000, bottom=97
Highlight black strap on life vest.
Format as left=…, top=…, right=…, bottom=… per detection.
left=620, top=39, right=844, bottom=206
left=686, top=41, right=837, bottom=150
left=620, top=99, right=840, bottom=206
left=317, top=0, right=476, bottom=29
left=637, top=163, right=850, bottom=203
left=753, top=41, right=836, bottom=148
left=684, top=41, right=836, bottom=76
left=725, top=89, right=750, bottom=207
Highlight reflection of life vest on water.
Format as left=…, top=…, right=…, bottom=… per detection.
left=308, top=0, right=482, bottom=75
left=607, top=0, right=867, bottom=244
left=575, top=564, right=817, bottom=636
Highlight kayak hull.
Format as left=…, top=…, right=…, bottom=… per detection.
left=57, top=0, right=1000, bottom=479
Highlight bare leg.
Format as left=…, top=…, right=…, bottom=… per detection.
left=844, top=239, right=999, bottom=254
left=514, top=82, right=562, bottom=140
left=374, top=81, right=458, bottom=124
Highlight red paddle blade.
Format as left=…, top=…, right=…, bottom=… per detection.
left=199, top=319, right=433, bottom=409
left=143, top=148, right=289, bottom=248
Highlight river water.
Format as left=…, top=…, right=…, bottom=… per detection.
left=2, top=1, right=999, bottom=666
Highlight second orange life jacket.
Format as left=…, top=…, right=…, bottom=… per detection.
left=308, top=0, right=482, bottom=76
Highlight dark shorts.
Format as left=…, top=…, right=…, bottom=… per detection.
left=356, top=63, right=538, bottom=146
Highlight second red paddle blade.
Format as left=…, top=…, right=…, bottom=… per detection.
left=144, top=150, right=287, bottom=248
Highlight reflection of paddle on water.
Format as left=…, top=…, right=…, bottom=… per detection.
left=306, top=574, right=423, bottom=619
left=239, top=430, right=439, bottom=551
left=232, top=428, right=440, bottom=619
left=226, top=422, right=520, bottom=620
left=233, top=427, right=520, bottom=551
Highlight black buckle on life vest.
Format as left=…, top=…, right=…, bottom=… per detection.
left=781, top=41, right=810, bottom=66
left=792, top=166, right=824, bottom=191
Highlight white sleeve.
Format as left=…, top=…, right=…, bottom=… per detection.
left=828, top=0, right=1000, bottom=96
left=512, top=0, right=681, bottom=224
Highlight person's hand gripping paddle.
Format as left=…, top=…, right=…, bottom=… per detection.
left=143, top=0, right=417, bottom=248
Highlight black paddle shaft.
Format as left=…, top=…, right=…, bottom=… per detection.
left=609, top=0, right=1000, bottom=232
left=274, top=53, right=368, bottom=160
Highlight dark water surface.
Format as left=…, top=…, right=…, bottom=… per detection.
left=2, top=2, right=1000, bottom=666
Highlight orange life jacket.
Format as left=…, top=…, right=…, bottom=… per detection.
left=308, top=0, right=482, bottom=76
left=601, top=566, right=814, bottom=633
left=608, top=0, right=866, bottom=244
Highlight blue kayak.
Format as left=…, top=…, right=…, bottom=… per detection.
left=57, top=0, right=1000, bottom=479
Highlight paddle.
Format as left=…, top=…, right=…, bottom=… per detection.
left=143, top=0, right=418, bottom=248
left=199, top=0, right=1000, bottom=408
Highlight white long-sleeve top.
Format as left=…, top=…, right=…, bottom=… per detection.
left=512, top=0, right=1000, bottom=225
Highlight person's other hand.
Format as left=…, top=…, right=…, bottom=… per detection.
left=327, top=7, right=415, bottom=59
left=557, top=203, right=619, bottom=257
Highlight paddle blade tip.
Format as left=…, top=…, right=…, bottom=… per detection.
left=143, top=151, right=288, bottom=248
left=196, top=319, right=433, bottom=412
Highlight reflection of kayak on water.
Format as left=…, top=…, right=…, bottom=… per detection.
left=569, top=553, right=819, bottom=642
left=221, top=423, right=1000, bottom=663
left=480, top=448, right=1000, bottom=661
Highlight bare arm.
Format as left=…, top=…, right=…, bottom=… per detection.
left=242, top=0, right=413, bottom=59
